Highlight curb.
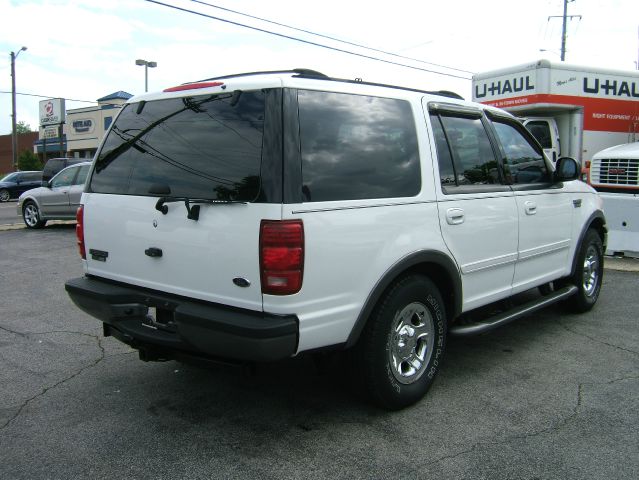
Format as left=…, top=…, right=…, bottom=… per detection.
left=604, top=256, right=639, bottom=273
left=0, top=220, right=75, bottom=232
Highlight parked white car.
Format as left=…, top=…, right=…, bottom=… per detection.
left=65, top=70, right=606, bottom=409
left=17, top=162, right=91, bottom=228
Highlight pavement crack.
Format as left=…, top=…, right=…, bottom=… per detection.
left=0, top=335, right=106, bottom=431
left=556, top=319, right=639, bottom=356
left=422, top=375, right=639, bottom=469
left=0, top=324, right=28, bottom=337
left=0, top=325, right=100, bottom=339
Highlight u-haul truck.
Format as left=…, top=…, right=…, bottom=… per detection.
left=472, top=59, right=639, bottom=256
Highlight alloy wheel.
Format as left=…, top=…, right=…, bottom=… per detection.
left=388, top=302, right=435, bottom=385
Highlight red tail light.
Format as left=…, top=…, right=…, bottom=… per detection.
left=260, top=220, right=304, bottom=295
left=76, top=205, right=86, bottom=259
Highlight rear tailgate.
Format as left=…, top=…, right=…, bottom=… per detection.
left=81, top=85, right=284, bottom=312
left=82, top=194, right=279, bottom=311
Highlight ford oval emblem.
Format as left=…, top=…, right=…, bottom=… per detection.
left=233, top=278, right=251, bottom=288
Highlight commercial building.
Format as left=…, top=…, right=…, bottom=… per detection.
left=34, top=91, right=132, bottom=162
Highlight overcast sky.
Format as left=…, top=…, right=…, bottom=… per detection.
left=1, top=0, right=638, bottom=135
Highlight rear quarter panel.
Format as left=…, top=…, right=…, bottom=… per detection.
left=267, top=98, right=450, bottom=352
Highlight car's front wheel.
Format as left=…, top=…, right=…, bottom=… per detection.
left=0, top=189, right=10, bottom=202
left=351, top=275, right=447, bottom=410
left=22, top=201, right=46, bottom=229
left=564, top=229, right=603, bottom=312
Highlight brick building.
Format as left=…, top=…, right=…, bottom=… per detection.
left=0, top=132, right=39, bottom=174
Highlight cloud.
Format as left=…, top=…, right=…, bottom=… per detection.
left=1, top=0, right=638, bottom=136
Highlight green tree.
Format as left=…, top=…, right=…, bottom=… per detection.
left=15, top=121, right=33, bottom=134
left=18, top=150, right=43, bottom=171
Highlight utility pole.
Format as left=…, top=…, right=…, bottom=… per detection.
left=560, top=0, right=569, bottom=61
left=10, top=46, right=27, bottom=171
left=548, top=0, right=581, bottom=61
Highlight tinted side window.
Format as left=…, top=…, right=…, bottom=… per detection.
left=492, top=121, right=549, bottom=184
left=45, top=159, right=62, bottom=172
left=429, top=115, right=456, bottom=186
left=298, top=90, right=420, bottom=202
left=24, top=173, right=42, bottom=181
left=435, top=115, right=499, bottom=186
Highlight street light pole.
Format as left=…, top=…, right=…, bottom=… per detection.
left=10, top=46, right=27, bottom=171
left=135, top=59, right=157, bottom=92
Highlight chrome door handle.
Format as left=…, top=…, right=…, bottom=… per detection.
left=446, top=208, right=465, bottom=225
left=524, top=201, right=537, bottom=215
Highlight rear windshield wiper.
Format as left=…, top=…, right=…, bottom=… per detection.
left=155, top=196, right=247, bottom=221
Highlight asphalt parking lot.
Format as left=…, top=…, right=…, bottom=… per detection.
left=1, top=225, right=638, bottom=480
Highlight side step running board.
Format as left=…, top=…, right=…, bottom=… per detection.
left=449, top=285, right=578, bottom=337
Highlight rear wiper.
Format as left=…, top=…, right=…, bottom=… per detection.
left=154, top=196, right=247, bottom=221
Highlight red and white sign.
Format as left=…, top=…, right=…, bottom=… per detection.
left=39, top=98, right=66, bottom=126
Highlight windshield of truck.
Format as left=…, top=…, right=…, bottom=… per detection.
left=89, top=91, right=265, bottom=202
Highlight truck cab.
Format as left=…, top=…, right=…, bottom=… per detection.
left=524, top=117, right=561, bottom=164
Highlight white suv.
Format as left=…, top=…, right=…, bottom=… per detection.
left=65, top=69, right=606, bottom=410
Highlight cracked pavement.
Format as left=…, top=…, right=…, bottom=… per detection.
left=1, top=226, right=638, bottom=480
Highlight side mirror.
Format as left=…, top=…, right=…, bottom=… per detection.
left=41, top=180, right=50, bottom=188
left=554, top=157, right=580, bottom=182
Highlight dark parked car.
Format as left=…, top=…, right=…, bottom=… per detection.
left=17, top=162, right=91, bottom=228
left=42, top=157, right=86, bottom=182
left=0, top=171, right=43, bottom=202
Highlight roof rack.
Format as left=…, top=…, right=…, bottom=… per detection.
left=196, top=68, right=328, bottom=83
left=196, top=68, right=464, bottom=100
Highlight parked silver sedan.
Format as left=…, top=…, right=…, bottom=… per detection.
left=17, top=162, right=92, bottom=229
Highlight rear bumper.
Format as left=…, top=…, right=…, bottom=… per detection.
left=65, top=276, right=298, bottom=362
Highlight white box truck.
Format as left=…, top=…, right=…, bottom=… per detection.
left=472, top=59, right=639, bottom=256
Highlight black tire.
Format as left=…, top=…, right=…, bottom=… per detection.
left=22, top=201, right=46, bottom=229
left=563, top=229, right=604, bottom=313
left=351, top=275, right=447, bottom=410
left=0, top=189, right=10, bottom=202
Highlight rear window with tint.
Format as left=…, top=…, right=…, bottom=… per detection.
left=23, top=172, right=42, bottom=181
left=298, top=90, right=420, bottom=202
left=90, top=91, right=266, bottom=201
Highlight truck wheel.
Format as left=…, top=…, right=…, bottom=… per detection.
left=564, top=229, right=603, bottom=313
left=352, top=275, right=447, bottom=410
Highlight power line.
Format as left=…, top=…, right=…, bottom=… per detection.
left=0, top=90, right=95, bottom=103
left=144, top=0, right=473, bottom=80
left=0, top=90, right=123, bottom=107
left=190, top=0, right=474, bottom=75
